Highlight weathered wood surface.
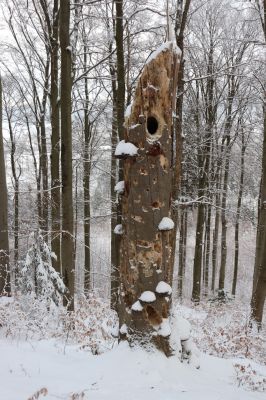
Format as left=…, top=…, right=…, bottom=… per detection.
left=117, top=42, right=181, bottom=351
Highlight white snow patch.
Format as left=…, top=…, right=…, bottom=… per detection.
left=146, top=41, right=181, bottom=65
left=131, top=300, right=143, bottom=312
left=50, top=251, right=57, bottom=260
left=171, top=314, right=191, bottom=341
left=0, top=331, right=265, bottom=399
left=139, top=291, right=156, bottom=303
left=129, top=124, right=140, bottom=130
left=145, top=84, right=159, bottom=91
left=125, top=102, right=132, bottom=117
left=0, top=296, right=13, bottom=305
left=168, top=19, right=175, bottom=42
left=115, top=140, right=138, bottom=157
left=158, top=318, right=171, bottom=337
left=155, top=281, right=172, bottom=295
left=158, top=217, right=174, bottom=231
left=169, top=312, right=200, bottom=367
left=114, top=224, right=123, bottom=235
left=114, top=181, right=125, bottom=194
left=120, top=324, right=128, bottom=334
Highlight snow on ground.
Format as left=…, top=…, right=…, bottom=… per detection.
left=1, top=297, right=266, bottom=399
left=1, top=338, right=266, bottom=400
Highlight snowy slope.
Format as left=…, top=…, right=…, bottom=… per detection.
left=1, top=339, right=265, bottom=400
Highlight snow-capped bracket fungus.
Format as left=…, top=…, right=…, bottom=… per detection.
left=118, top=40, right=181, bottom=354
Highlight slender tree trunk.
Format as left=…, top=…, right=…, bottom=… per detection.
left=203, top=36, right=215, bottom=298
left=251, top=102, right=266, bottom=326
left=192, top=202, right=205, bottom=302
left=211, top=175, right=221, bottom=292
left=250, top=0, right=266, bottom=328
left=40, top=57, right=50, bottom=237
left=50, top=0, right=61, bottom=273
left=110, top=102, right=119, bottom=308
left=6, top=111, right=20, bottom=288
left=203, top=202, right=212, bottom=296
left=14, top=180, right=19, bottom=281
left=106, top=1, right=120, bottom=309
left=0, top=77, right=10, bottom=295
left=192, top=31, right=215, bottom=302
left=26, top=116, right=42, bottom=238
left=218, top=84, right=235, bottom=294
left=83, top=67, right=91, bottom=293
left=178, top=206, right=187, bottom=299
left=115, top=0, right=125, bottom=143
left=36, top=124, right=44, bottom=227
left=192, top=83, right=206, bottom=303
left=111, top=0, right=125, bottom=310
left=171, top=0, right=191, bottom=280
left=218, top=145, right=230, bottom=293
left=232, top=129, right=245, bottom=296
left=60, top=0, right=74, bottom=309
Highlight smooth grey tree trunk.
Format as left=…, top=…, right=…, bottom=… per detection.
left=111, top=0, right=125, bottom=310
left=0, top=77, right=10, bottom=295
left=60, top=0, right=75, bottom=309
left=50, top=0, right=61, bottom=273
left=250, top=0, right=266, bottom=328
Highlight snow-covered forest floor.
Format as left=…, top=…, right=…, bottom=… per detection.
left=1, top=296, right=265, bottom=400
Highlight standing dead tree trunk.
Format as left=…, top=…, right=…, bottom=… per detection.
left=117, top=42, right=180, bottom=353
left=0, top=77, right=10, bottom=295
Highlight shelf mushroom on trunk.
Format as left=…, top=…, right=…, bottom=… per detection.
left=115, top=40, right=181, bottom=354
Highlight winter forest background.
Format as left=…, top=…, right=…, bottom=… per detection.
left=0, top=0, right=266, bottom=399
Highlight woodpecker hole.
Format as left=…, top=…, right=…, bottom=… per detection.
left=147, top=116, right=158, bottom=135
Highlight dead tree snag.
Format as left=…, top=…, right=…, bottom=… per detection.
left=116, top=41, right=181, bottom=353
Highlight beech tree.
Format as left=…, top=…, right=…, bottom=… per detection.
left=3, top=80, right=22, bottom=285
left=110, top=0, right=126, bottom=311
left=39, top=0, right=61, bottom=273
left=60, top=0, right=75, bottom=309
left=0, top=77, right=10, bottom=295
left=251, top=0, right=266, bottom=327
